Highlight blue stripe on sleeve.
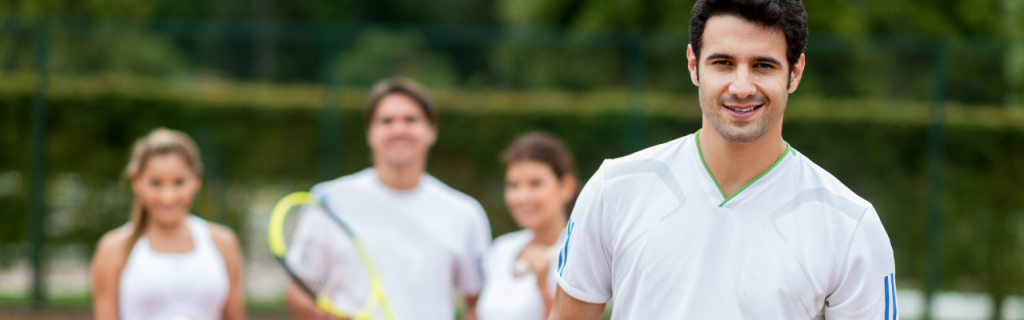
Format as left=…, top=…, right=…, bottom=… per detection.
left=558, top=220, right=574, bottom=276
left=884, top=275, right=890, bottom=320
left=557, top=250, right=563, bottom=272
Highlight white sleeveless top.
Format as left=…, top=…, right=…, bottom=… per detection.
left=478, top=230, right=563, bottom=320
left=119, top=216, right=230, bottom=320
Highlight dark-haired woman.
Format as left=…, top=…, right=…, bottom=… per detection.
left=91, top=128, right=246, bottom=320
left=477, top=133, right=577, bottom=320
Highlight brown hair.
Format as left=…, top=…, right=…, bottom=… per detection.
left=501, top=132, right=578, bottom=214
left=123, top=128, right=203, bottom=252
left=364, top=77, right=437, bottom=129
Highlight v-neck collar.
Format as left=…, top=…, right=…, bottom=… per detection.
left=694, top=129, right=792, bottom=207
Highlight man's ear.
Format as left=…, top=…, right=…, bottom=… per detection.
left=560, top=174, right=577, bottom=203
left=687, top=44, right=700, bottom=86
left=427, top=124, right=438, bottom=147
left=788, top=54, right=806, bottom=93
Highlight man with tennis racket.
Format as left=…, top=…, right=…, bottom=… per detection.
left=280, top=78, right=491, bottom=320
left=549, top=0, right=899, bottom=319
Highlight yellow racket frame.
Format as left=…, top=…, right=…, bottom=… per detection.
left=268, top=192, right=397, bottom=320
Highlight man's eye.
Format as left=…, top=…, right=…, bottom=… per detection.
left=405, top=116, right=418, bottom=123
left=755, top=63, right=774, bottom=69
left=381, top=118, right=393, bottom=124
left=712, top=60, right=731, bottom=66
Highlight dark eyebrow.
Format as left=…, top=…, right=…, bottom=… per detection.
left=706, top=52, right=784, bottom=66
left=705, top=53, right=733, bottom=61
left=752, top=56, right=783, bottom=65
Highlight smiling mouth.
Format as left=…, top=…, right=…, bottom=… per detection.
left=725, top=104, right=763, bottom=114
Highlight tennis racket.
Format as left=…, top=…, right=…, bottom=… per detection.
left=267, top=192, right=397, bottom=320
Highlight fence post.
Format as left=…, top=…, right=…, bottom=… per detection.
left=923, top=39, right=946, bottom=320
left=28, top=21, right=50, bottom=310
left=195, top=127, right=227, bottom=224
left=625, top=37, right=648, bottom=154
left=320, top=40, right=343, bottom=181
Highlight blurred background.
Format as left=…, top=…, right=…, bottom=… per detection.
left=0, top=0, right=1022, bottom=319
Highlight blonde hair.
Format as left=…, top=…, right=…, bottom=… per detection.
left=123, top=128, right=203, bottom=251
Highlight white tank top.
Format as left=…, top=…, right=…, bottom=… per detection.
left=119, top=216, right=230, bottom=320
left=478, top=230, right=563, bottom=320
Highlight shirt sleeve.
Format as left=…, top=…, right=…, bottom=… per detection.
left=455, top=200, right=492, bottom=296
left=556, top=164, right=613, bottom=304
left=825, top=207, right=900, bottom=319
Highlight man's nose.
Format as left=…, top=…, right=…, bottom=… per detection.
left=728, top=68, right=757, bottom=99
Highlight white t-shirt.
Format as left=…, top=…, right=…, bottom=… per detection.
left=556, top=131, right=899, bottom=319
left=311, top=168, right=492, bottom=320
left=478, top=229, right=562, bottom=320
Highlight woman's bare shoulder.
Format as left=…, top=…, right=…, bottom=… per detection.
left=207, top=223, right=240, bottom=252
left=93, top=227, right=132, bottom=269
left=97, top=227, right=132, bottom=251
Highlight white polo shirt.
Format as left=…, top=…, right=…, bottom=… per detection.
left=556, top=131, right=898, bottom=319
left=311, top=169, right=492, bottom=320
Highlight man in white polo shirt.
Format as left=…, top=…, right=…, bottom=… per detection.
left=549, top=0, right=898, bottom=319
left=286, top=77, right=492, bottom=320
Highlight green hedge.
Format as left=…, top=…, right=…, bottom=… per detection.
left=1, top=94, right=1022, bottom=298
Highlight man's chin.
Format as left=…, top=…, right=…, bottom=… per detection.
left=711, top=124, right=766, bottom=144
left=380, top=155, right=421, bottom=168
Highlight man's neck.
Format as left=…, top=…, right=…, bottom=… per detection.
left=374, top=160, right=425, bottom=191
left=698, top=119, right=788, bottom=199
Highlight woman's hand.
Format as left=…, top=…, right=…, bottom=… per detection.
left=519, top=242, right=557, bottom=316
left=519, top=243, right=554, bottom=276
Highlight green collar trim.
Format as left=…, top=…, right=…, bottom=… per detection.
left=694, top=129, right=792, bottom=207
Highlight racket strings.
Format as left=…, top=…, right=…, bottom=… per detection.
left=270, top=193, right=388, bottom=319
left=285, top=204, right=370, bottom=304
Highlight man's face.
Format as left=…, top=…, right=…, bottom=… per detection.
left=367, top=94, right=437, bottom=168
left=687, top=14, right=805, bottom=143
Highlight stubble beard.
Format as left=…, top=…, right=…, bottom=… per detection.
left=698, top=85, right=785, bottom=144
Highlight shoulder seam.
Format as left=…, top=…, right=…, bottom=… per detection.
left=825, top=205, right=873, bottom=301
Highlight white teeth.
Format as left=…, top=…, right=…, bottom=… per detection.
left=727, top=106, right=757, bottom=113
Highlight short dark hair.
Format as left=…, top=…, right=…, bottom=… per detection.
left=501, top=132, right=579, bottom=216
left=689, top=0, right=808, bottom=74
left=501, top=132, right=576, bottom=181
left=364, top=77, right=437, bottom=128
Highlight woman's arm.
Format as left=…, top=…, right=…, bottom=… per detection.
left=210, top=224, right=248, bottom=320
left=91, top=229, right=130, bottom=320
left=521, top=244, right=556, bottom=318
left=535, top=266, right=554, bottom=318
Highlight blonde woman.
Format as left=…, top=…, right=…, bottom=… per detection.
left=91, top=128, right=246, bottom=320
left=477, top=133, right=577, bottom=320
